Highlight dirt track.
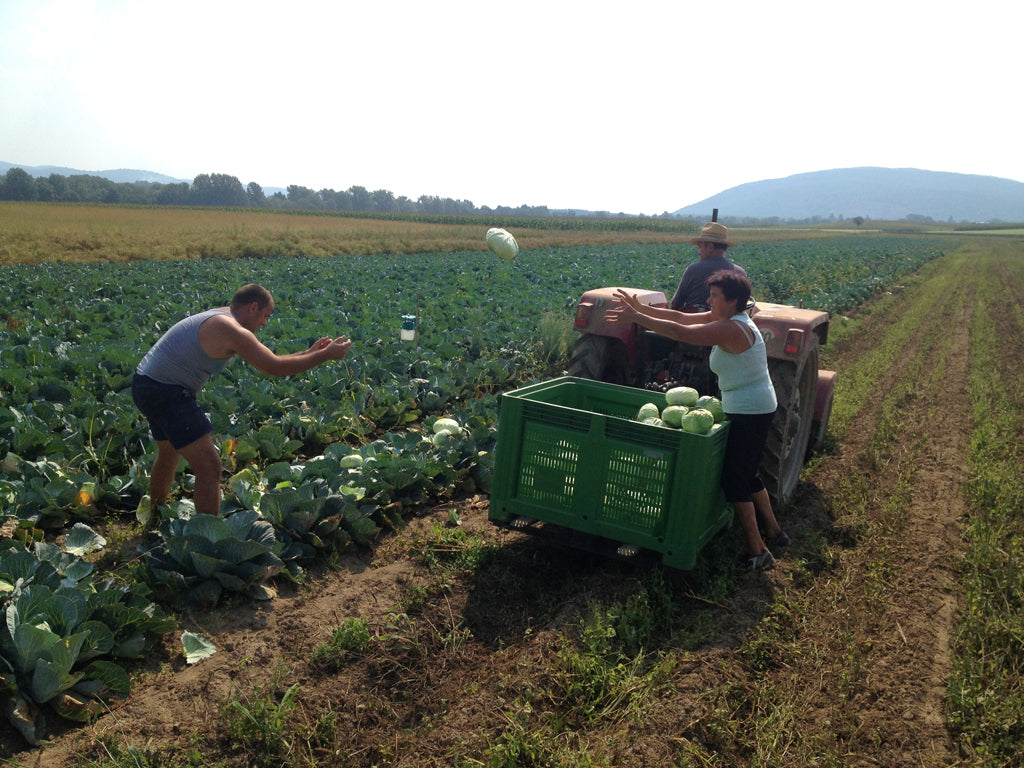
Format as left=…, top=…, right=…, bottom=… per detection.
left=764, top=266, right=972, bottom=764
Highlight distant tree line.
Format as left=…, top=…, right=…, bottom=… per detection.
left=6, top=166, right=969, bottom=224
left=0, top=166, right=629, bottom=218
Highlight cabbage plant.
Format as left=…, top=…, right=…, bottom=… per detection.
left=144, top=509, right=286, bottom=608
left=0, top=538, right=174, bottom=745
left=261, top=487, right=377, bottom=561
left=223, top=449, right=378, bottom=573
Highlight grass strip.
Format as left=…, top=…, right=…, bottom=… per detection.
left=728, top=247, right=972, bottom=765
left=949, top=239, right=1024, bottom=767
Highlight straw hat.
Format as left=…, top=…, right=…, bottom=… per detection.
left=690, top=221, right=733, bottom=246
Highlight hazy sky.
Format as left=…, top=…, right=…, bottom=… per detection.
left=2, top=0, right=1019, bottom=215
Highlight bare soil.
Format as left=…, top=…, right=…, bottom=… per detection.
left=3, top=280, right=973, bottom=767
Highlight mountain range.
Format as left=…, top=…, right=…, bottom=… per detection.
left=4, top=161, right=1023, bottom=222
left=674, top=167, right=1024, bottom=223
left=0, top=161, right=189, bottom=186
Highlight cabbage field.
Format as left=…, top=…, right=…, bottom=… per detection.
left=2, top=236, right=957, bottom=753
left=2, top=237, right=947, bottom=530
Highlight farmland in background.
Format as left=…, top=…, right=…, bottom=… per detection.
left=2, top=204, right=1022, bottom=767
left=1, top=203, right=705, bottom=266
left=0, top=202, right=955, bottom=267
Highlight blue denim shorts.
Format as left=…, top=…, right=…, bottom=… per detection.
left=132, top=373, right=213, bottom=450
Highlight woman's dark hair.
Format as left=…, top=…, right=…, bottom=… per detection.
left=230, top=284, right=273, bottom=310
left=706, top=269, right=751, bottom=311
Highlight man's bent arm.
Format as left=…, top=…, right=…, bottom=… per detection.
left=229, top=329, right=350, bottom=377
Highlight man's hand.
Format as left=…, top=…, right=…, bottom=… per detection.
left=310, top=336, right=351, bottom=361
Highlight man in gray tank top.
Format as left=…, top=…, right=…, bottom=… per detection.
left=132, top=283, right=352, bottom=516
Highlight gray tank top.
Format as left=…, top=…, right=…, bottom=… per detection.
left=136, top=308, right=234, bottom=393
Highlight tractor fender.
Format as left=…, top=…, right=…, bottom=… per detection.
left=573, top=287, right=668, bottom=344
left=815, top=370, right=837, bottom=421
left=751, top=302, right=830, bottom=361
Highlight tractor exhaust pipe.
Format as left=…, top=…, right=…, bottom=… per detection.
left=712, top=208, right=718, bottom=222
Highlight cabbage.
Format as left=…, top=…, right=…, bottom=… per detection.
left=661, top=404, right=689, bottom=427
left=680, top=408, right=715, bottom=435
left=433, top=417, right=461, bottom=434
left=642, top=417, right=665, bottom=427
left=432, top=429, right=456, bottom=446
left=486, top=228, right=519, bottom=260
left=340, top=454, right=364, bottom=469
left=1, top=451, right=19, bottom=474
left=695, top=395, right=725, bottom=422
left=665, top=386, right=699, bottom=407
left=636, top=402, right=661, bottom=422
left=136, top=494, right=153, bottom=525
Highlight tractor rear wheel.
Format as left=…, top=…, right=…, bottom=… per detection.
left=762, top=339, right=819, bottom=508
left=568, top=334, right=631, bottom=385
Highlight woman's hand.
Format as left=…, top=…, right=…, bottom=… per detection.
left=604, top=289, right=644, bottom=324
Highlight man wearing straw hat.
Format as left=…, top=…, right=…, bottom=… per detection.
left=670, top=221, right=747, bottom=311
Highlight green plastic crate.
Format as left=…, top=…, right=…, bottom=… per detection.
left=488, top=376, right=733, bottom=570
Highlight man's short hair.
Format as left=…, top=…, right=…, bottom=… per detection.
left=230, top=284, right=272, bottom=310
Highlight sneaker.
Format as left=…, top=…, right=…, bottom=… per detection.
left=769, top=530, right=791, bottom=550
left=745, top=547, right=776, bottom=571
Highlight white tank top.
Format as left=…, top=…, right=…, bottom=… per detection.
left=708, top=313, right=777, bottom=414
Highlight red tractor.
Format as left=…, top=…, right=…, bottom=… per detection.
left=566, top=282, right=836, bottom=510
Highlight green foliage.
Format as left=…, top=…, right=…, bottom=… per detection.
left=225, top=450, right=369, bottom=569
left=534, top=309, right=575, bottom=365
left=143, top=510, right=286, bottom=608
left=407, top=523, right=494, bottom=573
left=0, top=538, right=174, bottom=745
left=310, top=618, right=373, bottom=672
left=948, top=245, right=1024, bottom=765
left=482, top=718, right=607, bottom=768
left=82, top=735, right=211, bottom=768
left=2, top=169, right=698, bottom=224
left=553, top=630, right=663, bottom=725
left=221, top=668, right=300, bottom=768
left=543, top=575, right=685, bottom=727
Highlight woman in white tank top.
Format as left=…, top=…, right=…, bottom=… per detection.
left=604, top=270, right=789, bottom=571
